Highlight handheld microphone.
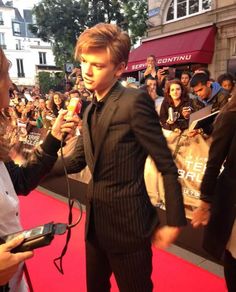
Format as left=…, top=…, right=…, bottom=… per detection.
left=62, top=97, right=81, bottom=141
left=65, top=97, right=81, bottom=120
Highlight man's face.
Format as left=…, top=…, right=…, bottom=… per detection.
left=146, top=79, right=157, bottom=93
left=80, top=48, right=125, bottom=100
left=146, top=57, right=155, bottom=69
left=193, top=82, right=211, bottom=100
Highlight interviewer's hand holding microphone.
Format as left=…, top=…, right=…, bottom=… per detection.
left=51, top=97, right=82, bottom=141
left=0, top=99, right=81, bottom=285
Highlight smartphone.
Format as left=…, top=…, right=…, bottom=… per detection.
left=1, top=222, right=55, bottom=252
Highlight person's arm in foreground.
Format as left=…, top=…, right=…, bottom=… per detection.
left=6, top=110, right=77, bottom=195
left=191, top=112, right=235, bottom=227
left=0, top=236, right=33, bottom=285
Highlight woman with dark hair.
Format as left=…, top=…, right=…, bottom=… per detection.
left=217, top=73, right=235, bottom=97
left=51, top=91, right=66, bottom=117
left=180, top=71, right=191, bottom=88
left=159, top=79, right=193, bottom=131
left=192, top=93, right=236, bottom=292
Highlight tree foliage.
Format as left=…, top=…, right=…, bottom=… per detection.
left=38, top=71, right=65, bottom=94
left=30, top=0, right=148, bottom=66
left=122, top=0, right=148, bottom=44
left=30, top=0, right=88, bottom=66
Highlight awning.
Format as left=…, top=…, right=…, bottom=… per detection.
left=126, top=26, right=216, bottom=73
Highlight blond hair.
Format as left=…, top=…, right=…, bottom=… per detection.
left=75, top=23, right=131, bottom=66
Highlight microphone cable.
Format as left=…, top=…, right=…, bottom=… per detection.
left=53, top=137, right=83, bottom=274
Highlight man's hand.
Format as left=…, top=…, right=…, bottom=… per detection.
left=191, top=201, right=211, bottom=228
left=152, top=226, right=181, bottom=249
left=0, top=236, right=33, bottom=285
left=51, top=110, right=79, bottom=141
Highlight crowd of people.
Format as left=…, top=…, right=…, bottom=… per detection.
left=2, top=52, right=235, bottom=158
left=0, top=22, right=236, bottom=292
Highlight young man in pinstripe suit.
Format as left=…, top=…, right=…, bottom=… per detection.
left=55, top=23, right=187, bottom=291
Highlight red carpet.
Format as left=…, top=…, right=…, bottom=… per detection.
left=19, top=190, right=227, bottom=292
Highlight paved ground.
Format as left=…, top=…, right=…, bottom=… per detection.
left=38, top=186, right=224, bottom=279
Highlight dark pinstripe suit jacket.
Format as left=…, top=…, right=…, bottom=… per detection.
left=57, top=82, right=187, bottom=252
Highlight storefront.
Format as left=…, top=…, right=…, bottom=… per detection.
left=124, top=1, right=236, bottom=82
left=124, top=25, right=216, bottom=81
left=127, top=26, right=215, bottom=71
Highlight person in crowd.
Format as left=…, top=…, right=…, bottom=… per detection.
left=141, top=55, right=159, bottom=81
left=180, top=71, right=191, bottom=88
left=145, top=77, right=158, bottom=100
left=140, top=55, right=168, bottom=97
left=180, top=71, right=196, bottom=99
left=191, top=93, right=236, bottom=292
left=156, top=67, right=169, bottom=97
left=30, top=86, right=41, bottom=98
left=65, top=80, right=73, bottom=92
left=52, top=23, right=186, bottom=292
left=194, top=67, right=212, bottom=80
left=41, top=99, right=56, bottom=130
left=75, top=80, right=91, bottom=101
left=217, top=72, right=235, bottom=98
left=143, top=77, right=163, bottom=114
left=68, top=66, right=83, bottom=84
left=51, top=91, right=66, bottom=117
left=159, top=79, right=193, bottom=131
left=46, top=89, right=55, bottom=101
left=190, top=72, right=230, bottom=111
left=189, top=72, right=230, bottom=135
left=0, top=48, right=76, bottom=291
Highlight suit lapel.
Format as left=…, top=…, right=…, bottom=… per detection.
left=94, top=83, right=125, bottom=166
left=82, top=102, right=95, bottom=173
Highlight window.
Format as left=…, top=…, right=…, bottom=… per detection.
left=166, top=0, right=211, bottom=22
left=13, top=22, right=21, bottom=35
left=0, top=32, right=6, bottom=49
left=16, top=59, right=25, bottom=77
left=39, top=52, right=47, bottom=65
left=16, top=39, right=23, bottom=50
left=0, top=12, right=4, bottom=25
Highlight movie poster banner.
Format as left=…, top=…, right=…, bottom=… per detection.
left=16, top=125, right=211, bottom=219
left=144, top=130, right=212, bottom=219
left=15, top=125, right=48, bottom=161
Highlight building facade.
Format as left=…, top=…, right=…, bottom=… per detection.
left=0, top=0, right=60, bottom=86
left=126, top=0, right=236, bottom=80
